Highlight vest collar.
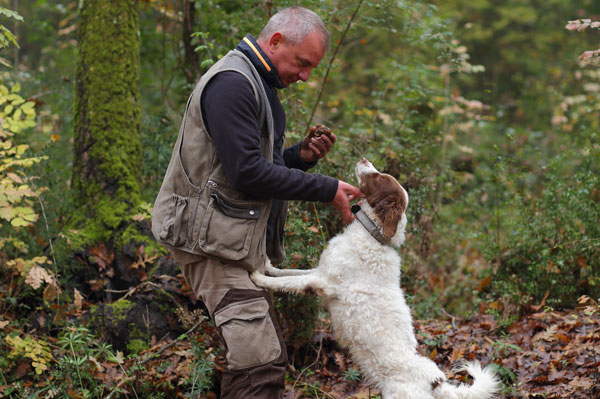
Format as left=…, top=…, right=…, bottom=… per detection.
left=351, top=204, right=389, bottom=246
left=236, top=34, right=285, bottom=89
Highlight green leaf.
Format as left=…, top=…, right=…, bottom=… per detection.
left=15, top=144, right=27, bottom=155
left=0, top=206, right=15, bottom=221
left=0, top=7, right=24, bottom=21
left=2, top=29, right=19, bottom=48
left=21, top=101, right=35, bottom=115
left=200, top=59, right=215, bottom=68
left=11, top=217, right=30, bottom=227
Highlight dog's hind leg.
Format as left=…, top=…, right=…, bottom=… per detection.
left=250, top=271, right=327, bottom=297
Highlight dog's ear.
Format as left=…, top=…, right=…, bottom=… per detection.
left=358, top=172, right=381, bottom=198
left=360, top=173, right=406, bottom=240
left=374, top=196, right=404, bottom=240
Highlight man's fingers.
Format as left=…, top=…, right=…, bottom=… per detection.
left=332, top=181, right=363, bottom=224
left=340, top=206, right=354, bottom=224
left=311, top=135, right=333, bottom=156
left=308, top=140, right=327, bottom=158
left=308, top=142, right=323, bottom=158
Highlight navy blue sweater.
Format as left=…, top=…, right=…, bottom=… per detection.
left=200, top=35, right=338, bottom=243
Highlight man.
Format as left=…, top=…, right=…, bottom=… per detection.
left=152, top=7, right=362, bottom=398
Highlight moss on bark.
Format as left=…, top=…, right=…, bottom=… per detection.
left=72, top=0, right=145, bottom=249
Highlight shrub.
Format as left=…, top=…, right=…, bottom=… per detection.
left=483, top=156, right=600, bottom=309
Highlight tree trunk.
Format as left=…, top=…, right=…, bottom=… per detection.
left=72, top=0, right=142, bottom=249
left=182, top=0, right=200, bottom=84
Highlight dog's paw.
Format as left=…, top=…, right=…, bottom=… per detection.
left=249, top=271, right=266, bottom=287
left=249, top=270, right=262, bottom=281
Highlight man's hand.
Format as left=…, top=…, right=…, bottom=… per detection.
left=332, top=181, right=364, bottom=224
left=300, top=124, right=337, bottom=163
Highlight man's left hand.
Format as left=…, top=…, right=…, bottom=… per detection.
left=300, top=124, right=336, bottom=163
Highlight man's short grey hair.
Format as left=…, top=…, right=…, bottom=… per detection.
left=258, top=7, right=329, bottom=51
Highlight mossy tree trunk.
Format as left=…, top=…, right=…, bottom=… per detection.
left=72, top=0, right=142, bottom=249
left=71, top=1, right=182, bottom=336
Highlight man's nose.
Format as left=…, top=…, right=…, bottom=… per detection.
left=298, top=68, right=311, bottom=82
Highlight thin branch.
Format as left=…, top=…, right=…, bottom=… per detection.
left=104, top=318, right=204, bottom=399
left=304, top=0, right=365, bottom=132
left=26, top=176, right=60, bottom=307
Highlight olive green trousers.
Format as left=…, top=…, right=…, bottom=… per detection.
left=173, top=250, right=287, bottom=398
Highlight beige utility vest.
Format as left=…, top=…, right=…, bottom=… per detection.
left=151, top=50, right=285, bottom=271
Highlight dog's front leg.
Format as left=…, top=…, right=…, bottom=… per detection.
left=264, top=260, right=316, bottom=277
left=265, top=264, right=316, bottom=277
left=250, top=271, right=327, bottom=297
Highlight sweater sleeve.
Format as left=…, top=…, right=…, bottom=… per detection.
left=201, top=71, right=338, bottom=202
left=283, top=143, right=318, bottom=171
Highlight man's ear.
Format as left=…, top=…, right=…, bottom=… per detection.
left=268, top=32, right=284, bottom=49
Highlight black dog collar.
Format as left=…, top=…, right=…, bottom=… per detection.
left=351, top=204, right=389, bottom=245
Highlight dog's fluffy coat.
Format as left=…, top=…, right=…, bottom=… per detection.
left=251, top=159, right=499, bottom=399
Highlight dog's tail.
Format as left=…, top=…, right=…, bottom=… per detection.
left=434, top=361, right=499, bottom=399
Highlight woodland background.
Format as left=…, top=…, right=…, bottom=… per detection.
left=0, top=0, right=599, bottom=398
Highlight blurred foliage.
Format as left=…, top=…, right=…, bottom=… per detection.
left=2, top=0, right=597, bottom=312
left=431, top=0, right=600, bottom=125
left=487, top=159, right=600, bottom=308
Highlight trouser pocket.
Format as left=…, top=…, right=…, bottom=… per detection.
left=213, top=297, right=282, bottom=370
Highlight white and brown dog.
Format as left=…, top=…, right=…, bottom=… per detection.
left=251, top=158, right=499, bottom=399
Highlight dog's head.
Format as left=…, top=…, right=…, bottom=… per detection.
left=355, top=158, right=408, bottom=247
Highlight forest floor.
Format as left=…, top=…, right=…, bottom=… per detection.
left=88, top=291, right=599, bottom=398
left=3, top=261, right=598, bottom=398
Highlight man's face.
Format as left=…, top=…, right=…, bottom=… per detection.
left=265, top=32, right=326, bottom=87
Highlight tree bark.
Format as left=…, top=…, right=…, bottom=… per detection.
left=72, top=0, right=142, bottom=246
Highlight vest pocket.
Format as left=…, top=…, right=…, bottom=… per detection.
left=158, top=194, right=189, bottom=247
left=198, top=189, right=262, bottom=261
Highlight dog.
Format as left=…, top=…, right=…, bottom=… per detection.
left=251, top=158, right=499, bottom=399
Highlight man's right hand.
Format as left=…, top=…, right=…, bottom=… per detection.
left=300, top=125, right=336, bottom=163
left=331, top=181, right=364, bottom=224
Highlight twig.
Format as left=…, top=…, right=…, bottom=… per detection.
left=305, top=0, right=365, bottom=132
left=292, top=302, right=326, bottom=394
left=105, top=281, right=162, bottom=300
left=27, top=177, right=60, bottom=306
left=28, top=91, right=53, bottom=100
left=441, top=307, right=457, bottom=329
left=311, top=202, right=328, bottom=242
left=435, top=73, right=452, bottom=214
left=552, top=237, right=600, bottom=249
left=104, top=318, right=204, bottom=399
